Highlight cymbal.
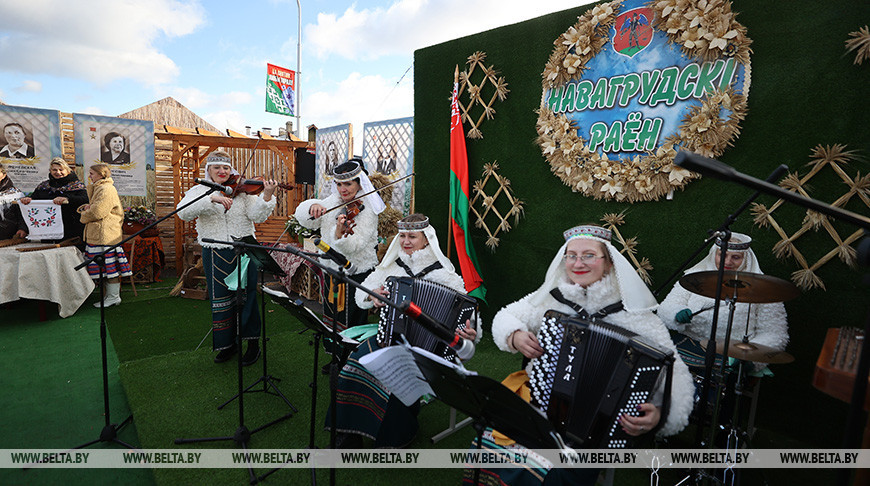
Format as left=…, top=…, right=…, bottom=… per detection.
left=701, top=339, right=795, bottom=364
left=679, top=270, right=800, bottom=303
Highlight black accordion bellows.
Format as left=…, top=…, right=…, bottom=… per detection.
left=529, top=310, right=674, bottom=448
left=377, top=276, right=478, bottom=360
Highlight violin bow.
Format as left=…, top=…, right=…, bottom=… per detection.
left=314, top=172, right=415, bottom=219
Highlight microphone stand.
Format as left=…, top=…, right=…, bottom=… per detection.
left=650, top=163, right=786, bottom=485
left=674, top=150, right=870, bottom=486
left=61, top=185, right=221, bottom=454
left=174, top=237, right=294, bottom=485
left=201, top=238, right=469, bottom=485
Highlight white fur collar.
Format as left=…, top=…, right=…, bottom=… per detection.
left=396, top=246, right=440, bottom=272
left=556, top=273, right=621, bottom=314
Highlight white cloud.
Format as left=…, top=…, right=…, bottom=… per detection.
left=202, top=110, right=248, bottom=133
left=305, top=0, right=591, bottom=60
left=82, top=106, right=106, bottom=115
left=305, top=71, right=413, bottom=153
left=14, top=80, right=42, bottom=93
left=164, top=87, right=253, bottom=111
left=0, top=0, right=205, bottom=85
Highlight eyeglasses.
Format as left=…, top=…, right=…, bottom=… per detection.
left=564, top=253, right=605, bottom=264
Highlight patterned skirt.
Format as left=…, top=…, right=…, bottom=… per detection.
left=325, top=336, right=420, bottom=447
left=84, top=244, right=132, bottom=279
left=320, top=270, right=373, bottom=332
left=203, top=247, right=261, bottom=351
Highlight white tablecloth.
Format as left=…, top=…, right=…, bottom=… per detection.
left=0, top=244, right=95, bottom=318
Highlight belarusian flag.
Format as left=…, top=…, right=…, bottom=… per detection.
left=449, top=66, right=486, bottom=302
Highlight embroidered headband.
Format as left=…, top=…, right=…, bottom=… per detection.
left=715, top=232, right=752, bottom=251
left=333, top=160, right=362, bottom=181
left=563, top=224, right=612, bottom=243
left=205, top=153, right=233, bottom=167
left=398, top=217, right=430, bottom=232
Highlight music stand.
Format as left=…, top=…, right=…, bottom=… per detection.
left=175, top=238, right=294, bottom=484
left=258, top=284, right=360, bottom=484
left=216, top=236, right=297, bottom=415
left=411, top=348, right=566, bottom=486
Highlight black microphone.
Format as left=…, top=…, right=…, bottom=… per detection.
left=401, top=301, right=475, bottom=361
left=673, top=150, right=738, bottom=181
left=313, top=238, right=358, bottom=273
left=194, top=177, right=233, bottom=195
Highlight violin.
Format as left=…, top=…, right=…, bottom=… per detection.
left=337, top=200, right=364, bottom=237
left=225, top=175, right=293, bottom=197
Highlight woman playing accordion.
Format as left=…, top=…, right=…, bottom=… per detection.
left=326, top=213, right=480, bottom=448
left=472, top=224, right=694, bottom=486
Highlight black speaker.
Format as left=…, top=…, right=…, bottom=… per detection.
left=295, top=147, right=315, bottom=184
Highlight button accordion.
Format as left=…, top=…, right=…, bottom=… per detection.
left=377, top=276, right=478, bottom=360
left=529, top=310, right=675, bottom=448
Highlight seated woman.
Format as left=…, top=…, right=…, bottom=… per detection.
left=657, top=232, right=789, bottom=373
left=19, top=157, right=88, bottom=246
left=0, top=164, right=27, bottom=240
left=294, top=158, right=384, bottom=330
left=478, top=224, right=694, bottom=486
left=327, top=213, right=480, bottom=448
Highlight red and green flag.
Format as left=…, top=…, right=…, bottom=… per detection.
left=449, top=69, right=486, bottom=302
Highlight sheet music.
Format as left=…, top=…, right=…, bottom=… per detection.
left=359, top=344, right=433, bottom=406
left=359, top=342, right=477, bottom=407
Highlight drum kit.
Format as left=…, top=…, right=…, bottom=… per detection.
left=678, top=270, right=799, bottom=450
left=678, top=270, right=799, bottom=364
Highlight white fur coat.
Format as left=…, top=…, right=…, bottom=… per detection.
left=492, top=274, right=694, bottom=437
left=657, top=282, right=789, bottom=352
left=294, top=193, right=378, bottom=274
left=176, top=185, right=276, bottom=249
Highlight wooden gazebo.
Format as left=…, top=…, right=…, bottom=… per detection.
left=154, top=126, right=313, bottom=273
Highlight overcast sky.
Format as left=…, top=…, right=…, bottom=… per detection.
left=0, top=0, right=592, bottom=152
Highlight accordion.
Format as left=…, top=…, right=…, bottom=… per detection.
left=377, top=276, right=478, bottom=360
left=529, top=310, right=674, bottom=449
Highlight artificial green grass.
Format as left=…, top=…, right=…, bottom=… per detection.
left=2, top=275, right=844, bottom=485
left=0, top=298, right=154, bottom=486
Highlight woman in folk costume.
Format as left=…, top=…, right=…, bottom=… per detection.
left=294, top=158, right=384, bottom=330
left=473, top=224, right=694, bottom=486
left=327, top=213, right=480, bottom=448
left=19, top=157, right=88, bottom=247
left=177, top=150, right=278, bottom=365
left=657, top=232, right=789, bottom=372
left=77, top=163, right=132, bottom=307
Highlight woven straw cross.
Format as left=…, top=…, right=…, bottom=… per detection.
left=470, top=162, right=524, bottom=250
left=457, top=51, right=509, bottom=139
left=751, top=144, right=869, bottom=291
left=601, top=213, right=654, bottom=285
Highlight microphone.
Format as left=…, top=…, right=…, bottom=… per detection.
left=673, top=150, right=738, bottom=181
left=313, top=238, right=358, bottom=273
left=194, top=178, right=233, bottom=195
left=402, top=301, right=475, bottom=361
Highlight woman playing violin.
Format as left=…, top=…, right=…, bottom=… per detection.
left=177, top=150, right=278, bottom=366
left=294, top=158, right=385, bottom=330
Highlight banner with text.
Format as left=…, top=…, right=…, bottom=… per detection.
left=0, top=104, right=63, bottom=193
left=73, top=114, right=154, bottom=197
left=266, top=63, right=296, bottom=116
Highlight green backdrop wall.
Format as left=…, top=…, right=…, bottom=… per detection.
left=414, top=1, right=869, bottom=449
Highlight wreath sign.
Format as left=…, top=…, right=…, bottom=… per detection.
left=536, top=0, right=752, bottom=202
